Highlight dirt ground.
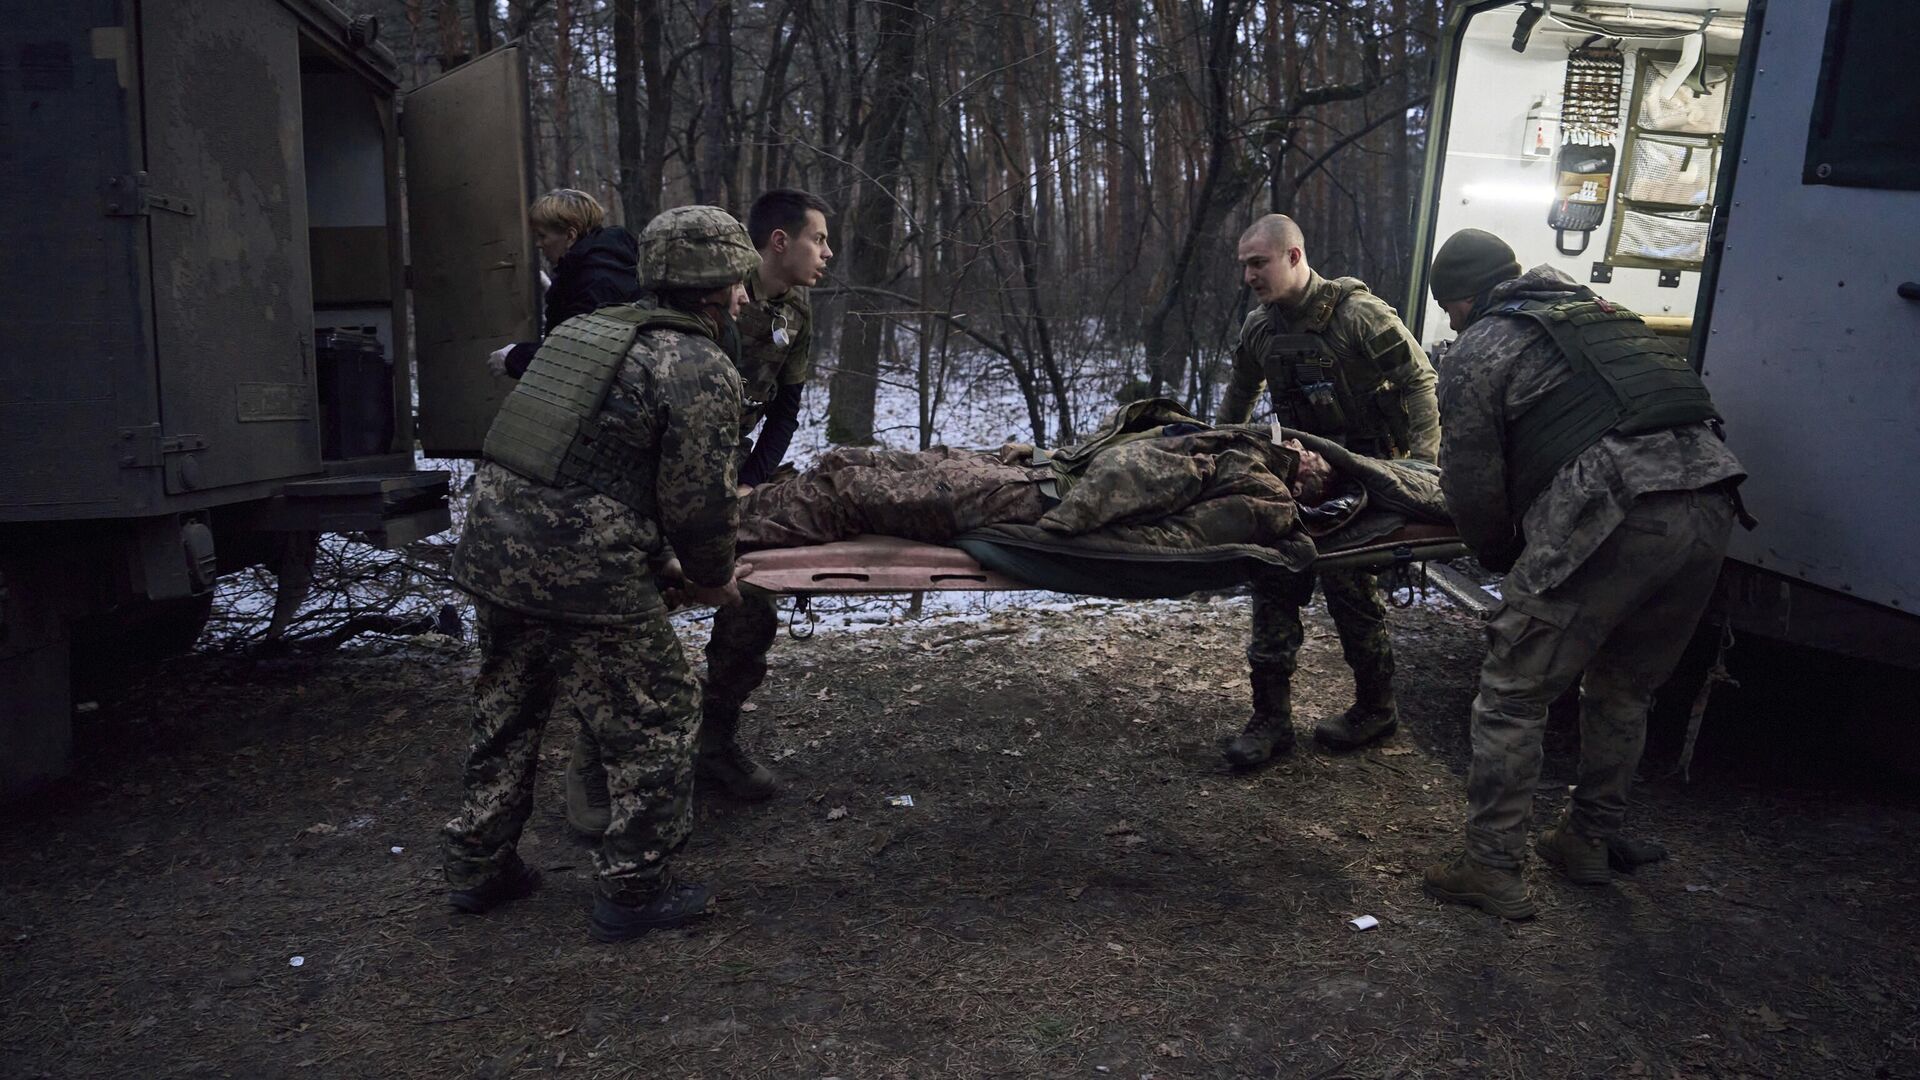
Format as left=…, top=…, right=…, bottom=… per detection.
left=4, top=592, right=1918, bottom=1079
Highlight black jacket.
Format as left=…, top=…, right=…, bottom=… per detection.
left=503, top=226, right=644, bottom=378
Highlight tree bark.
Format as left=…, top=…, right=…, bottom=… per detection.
left=437, top=0, right=470, bottom=69
left=635, top=0, right=671, bottom=223
left=553, top=0, right=573, bottom=184
left=694, top=0, right=737, bottom=206
left=826, top=0, right=921, bottom=445
left=1142, top=0, right=1255, bottom=398
left=613, top=0, right=644, bottom=225
left=472, top=0, right=495, bottom=54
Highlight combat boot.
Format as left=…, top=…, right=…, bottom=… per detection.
left=1537, top=815, right=1611, bottom=885
left=1313, top=674, right=1399, bottom=751
left=565, top=729, right=611, bottom=837
left=1607, top=834, right=1669, bottom=873
left=448, top=857, right=543, bottom=915
left=1422, top=853, right=1537, bottom=920
left=1223, top=678, right=1295, bottom=769
left=588, top=880, right=713, bottom=943
left=695, top=703, right=779, bottom=801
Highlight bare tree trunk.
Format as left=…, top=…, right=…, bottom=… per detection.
left=826, top=0, right=921, bottom=445
left=553, top=0, right=574, bottom=184
left=473, top=0, right=496, bottom=53
left=436, top=0, right=470, bottom=68
left=748, top=1, right=798, bottom=198
left=1143, top=0, right=1255, bottom=398
left=1116, top=0, right=1144, bottom=333
left=1012, top=205, right=1073, bottom=443
left=636, top=0, right=671, bottom=222
left=694, top=0, right=737, bottom=206
left=613, top=0, right=645, bottom=225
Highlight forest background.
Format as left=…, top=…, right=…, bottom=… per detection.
left=350, top=0, right=1449, bottom=450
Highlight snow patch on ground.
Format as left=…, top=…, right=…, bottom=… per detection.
left=210, top=353, right=1146, bottom=647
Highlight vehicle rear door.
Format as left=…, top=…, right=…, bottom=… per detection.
left=1701, top=0, right=1920, bottom=613
left=140, top=0, right=319, bottom=494
left=402, top=45, right=539, bottom=458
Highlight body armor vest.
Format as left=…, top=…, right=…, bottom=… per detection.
left=1501, top=296, right=1720, bottom=512
left=482, top=303, right=711, bottom=515
left=1258, top=280, right=1409, bottom=456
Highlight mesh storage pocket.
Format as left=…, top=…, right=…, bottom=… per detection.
left=1615, top=207, right=1711, bottom=265
left=1636, top=59, right=1733, bottom=134
left=1621, top=134, right=1717, bottom=206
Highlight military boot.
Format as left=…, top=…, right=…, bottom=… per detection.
left=448, top=856, right=543, bottom=915
left=588, top=880, right=713, bottom=943
left=1537, top=815, right=1611, bottom=885
left=1223, top=677, right=1296, bottom=769
left=695, top=702, right=779, bottom=801
left=1422, top=853, right=1537, bottom=920
left=1312, top=675, right=1399, bottom=751
left=564, top=729, right=611, bottom=837
left=1607, top=834, right=1669, bottom=874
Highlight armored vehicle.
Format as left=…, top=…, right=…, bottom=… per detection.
left=2, top=0, right=540, bottom=795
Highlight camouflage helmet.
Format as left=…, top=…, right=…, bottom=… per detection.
left=638, top=205, right=760, bottom=290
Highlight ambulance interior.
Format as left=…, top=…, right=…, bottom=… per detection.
left=1417, top=1, right=1749, bottom=353
left=299, top=32, right=405, bottom=463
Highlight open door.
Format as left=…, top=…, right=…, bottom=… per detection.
left=402, top=45, right=538, bottom=457
left=142, top=0, right=320, bottom=493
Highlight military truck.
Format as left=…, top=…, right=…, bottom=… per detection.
left=1407, top=0, right=1920, bottom=673
left=1, top=0, right=542, bottom=796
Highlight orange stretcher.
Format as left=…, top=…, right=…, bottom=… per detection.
left=741, top=523, right=1465, bottom=598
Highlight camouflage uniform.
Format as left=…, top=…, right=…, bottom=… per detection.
left=1436, top=265, right=1744, bottom=870
left=446, top=294, right=744, bottom=904
left=699, top=276, right=816, bottom=788
left=737, top=445, right=1049, bottom=550
left=1218, top=272, right=1439, bottom=756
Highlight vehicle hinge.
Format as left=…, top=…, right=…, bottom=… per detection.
left=117, top=426, right=209, bottom=468
left=103, top=172, right=195, bottom=218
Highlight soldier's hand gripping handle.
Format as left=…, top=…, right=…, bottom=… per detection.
left=674, top=563, right=753, bottom=609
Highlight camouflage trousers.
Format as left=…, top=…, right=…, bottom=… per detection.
left=736, top=446, right=1047, bottom=551
left=443, top=601, right=700, bottom=904
left=701, top=588, right=779, bottom=743
left=1465, top=487, right=1736, bottom=869
left=1249, top=566, right=1395, bottom=700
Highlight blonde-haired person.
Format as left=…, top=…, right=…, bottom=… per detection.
left=487, top=188, right=644, bottom=378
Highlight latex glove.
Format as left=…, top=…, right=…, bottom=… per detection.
left=486, top=345, right=513, bottom=378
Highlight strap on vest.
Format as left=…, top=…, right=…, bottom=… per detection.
left=1501, top=297, right=1720, bottom=512
left=483, top=303, right=713, bottom=517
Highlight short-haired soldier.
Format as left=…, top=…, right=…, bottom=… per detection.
left=1218, top=214, right=1441, bottom=769
left=564, top=189, right=833, bottom=827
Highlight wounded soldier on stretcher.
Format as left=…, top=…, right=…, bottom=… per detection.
left=732, top=399, right=1454, bottom=585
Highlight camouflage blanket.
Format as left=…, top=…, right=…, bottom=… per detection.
left=737, top=406, right=1309, bottom=566
left=734, top=400, right=1452, bottom=573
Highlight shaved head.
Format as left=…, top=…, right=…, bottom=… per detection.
left=1240, top=214, right=1306, bottom=257
left=1236, top=214, right=1313, bottom=307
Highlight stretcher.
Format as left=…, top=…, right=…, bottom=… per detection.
left=741, top=523, right=1467, bottom=600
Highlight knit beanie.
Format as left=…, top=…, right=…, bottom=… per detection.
left=1429, top=229, right=1522, bottom=303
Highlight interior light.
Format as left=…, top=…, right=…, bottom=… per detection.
left=1460, top=181, right=1559, bottom=205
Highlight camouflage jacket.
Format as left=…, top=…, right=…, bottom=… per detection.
left=1437, top=265, right=1745, bottom=594
left=452, top=325, right=743, bottom=624
left=736, top=400, right=1305, bottom=560
left=733, top=278, right=812, bottom=443
left=1219, top=271, right=1441, bottom=462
